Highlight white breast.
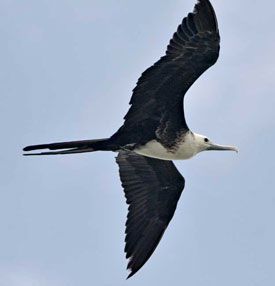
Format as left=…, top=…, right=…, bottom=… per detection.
left=134, top=132, right=200, bottom=161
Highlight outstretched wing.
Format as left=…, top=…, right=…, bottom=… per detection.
left=112, top=0, right=220, bottom=146
left=116, top=151, right=185, bottom=278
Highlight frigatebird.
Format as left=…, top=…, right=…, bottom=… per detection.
left=23, top=0, right=237, bottom=278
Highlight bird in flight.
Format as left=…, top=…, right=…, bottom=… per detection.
left=24, top=0, right=237, bottom=278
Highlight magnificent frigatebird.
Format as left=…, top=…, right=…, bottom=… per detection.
left=23, top=0, right=237, bottom=278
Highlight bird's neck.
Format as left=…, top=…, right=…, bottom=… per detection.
left=173, top=131, right=204, bottom=160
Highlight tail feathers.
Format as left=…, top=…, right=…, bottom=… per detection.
left=23, top=147, right=96, bottom=156
left=23, top=138, right=112, bottom=156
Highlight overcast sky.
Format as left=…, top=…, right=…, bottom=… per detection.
left=1, top=0, right=275, bottom=285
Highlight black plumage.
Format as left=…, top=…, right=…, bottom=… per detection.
left=116, top=151, right=184, bottom=278
left=110, top=0, right=220, bottom=149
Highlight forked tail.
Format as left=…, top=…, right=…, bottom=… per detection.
left=23, top=138, right=115, bottom=156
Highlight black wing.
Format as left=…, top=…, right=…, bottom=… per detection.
left=111, top=0, right=220, bottom=147
left=116, top=151, right=185, bottom=278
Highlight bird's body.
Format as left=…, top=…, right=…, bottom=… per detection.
left=23, top=0, right=237, bottom=279
left=135, top=133, right=196, bottom=160
left=135, top=132, right=212, bottom=160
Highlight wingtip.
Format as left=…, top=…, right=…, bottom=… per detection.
left=126, top=269, right=136, bottom=280
left=126, top=258, right=138, bottom=279
left=126, top=273, right=132, bottom=280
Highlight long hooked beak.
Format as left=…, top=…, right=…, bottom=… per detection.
left=208, top=143, right=238, bottom=153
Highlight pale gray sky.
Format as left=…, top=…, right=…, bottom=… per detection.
left=1, top=0, right=275, bottom=285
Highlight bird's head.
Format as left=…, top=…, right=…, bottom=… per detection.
left=193, top=133, right=238, bottom=154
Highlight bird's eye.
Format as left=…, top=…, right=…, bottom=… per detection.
left=204, top=138, right=209, bottom=143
